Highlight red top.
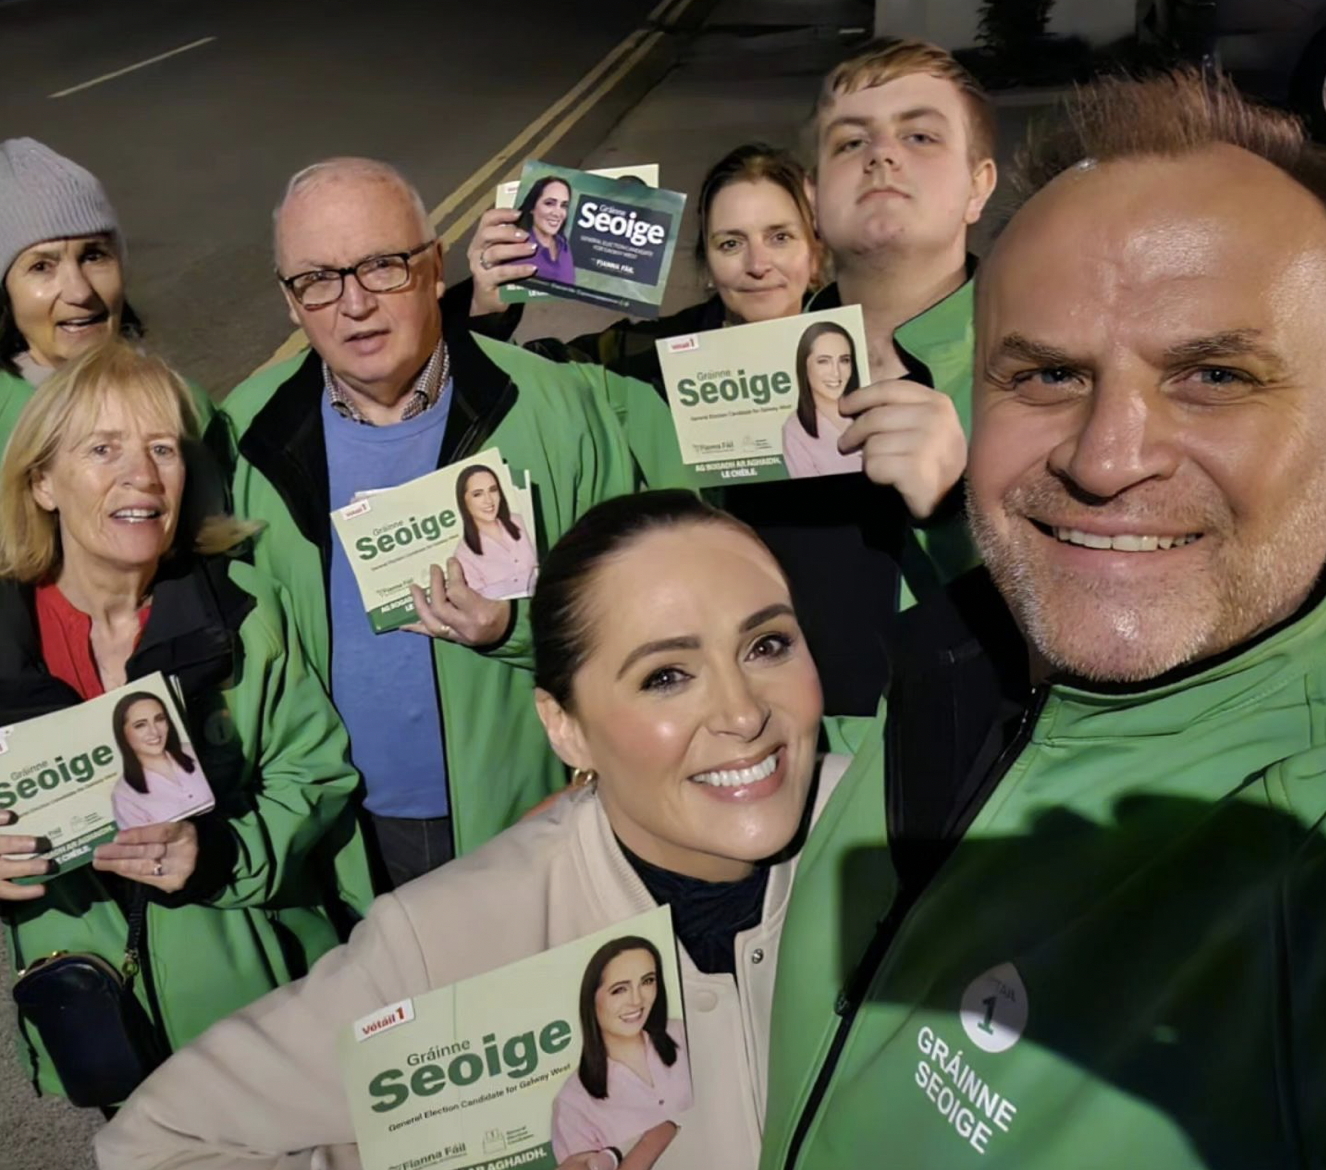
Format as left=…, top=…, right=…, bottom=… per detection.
left=34, top=582, right=151, bottom=701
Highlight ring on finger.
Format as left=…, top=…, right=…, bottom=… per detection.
left=438, top=623, right=454, bottom=638
left=478, top=246, right=493, bottom=271
left=152, top=861, right=164, bottom=878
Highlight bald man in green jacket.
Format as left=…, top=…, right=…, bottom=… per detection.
left=764, top=70, right=1326, bottom=1170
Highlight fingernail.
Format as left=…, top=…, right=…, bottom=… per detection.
left=33, top=837, right=52, bottom=854
left=515, top=230, right=528, bottom=240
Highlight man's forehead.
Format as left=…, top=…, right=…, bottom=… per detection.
left=819, top=73, right=965, bottom=131
left=985, top=148, right=1326, bottom=312
left=276, top=175, right=418, bottom=264
left=995, top=146, right=1326, bottom=265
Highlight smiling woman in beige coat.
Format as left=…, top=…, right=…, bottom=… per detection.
left=97, top=490, right=851, bottom=1170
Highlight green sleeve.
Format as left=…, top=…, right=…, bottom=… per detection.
left=472, top=357, right=696, bottom=675
left=455, top=598, right=533, bottom=670
left=1270, top=748, right=1326, bottom=1157
left=592, top=363, right=697, bottom=491
left=202, top=579, right=371, bottom=914
left=762, top=701, right=892, bottom=1170
left=522, top=316, right=651, bottom=378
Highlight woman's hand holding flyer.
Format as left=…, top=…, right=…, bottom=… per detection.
left=92, top=818, right=199, bottom=894
left=498, top=161, right=685, bottom=317
left=0, top=673, right=214, bottom=889
left=469, top=207, right=538, bottom=316
left=0, top=810, right=54, bottom=901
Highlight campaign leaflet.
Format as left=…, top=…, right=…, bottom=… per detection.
left=495, top=164, right=661, bottom=305
left=499, top=160, right=686, bottom=318
left=340, top=905, right=691, bottom=1170
left=656, top=305, right=873, bottom=487
left=330, top=450, right=538, bottom=634
left=1, top=672, right=214, bottom=882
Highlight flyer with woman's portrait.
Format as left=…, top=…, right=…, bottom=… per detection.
left=330, top=449, right=539, bottom=633
left=498, top=160, right=686, bottom=318
left=340, top=906, right=691, bottom=1170
left=0, top=671, right=214, bottom=880
left=494, top=164, right=661, bottom=305
left=656, top=305, right=873, bottom=487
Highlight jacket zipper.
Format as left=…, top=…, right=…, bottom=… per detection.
left=781, top=685, right=1048, bottom=1170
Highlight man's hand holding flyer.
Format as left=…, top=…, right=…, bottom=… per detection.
left=330, top=450, right=539, bottom=634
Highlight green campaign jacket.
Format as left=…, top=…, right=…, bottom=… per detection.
left=0, top=368, right=30, bottom=448
left=0, top=557, right=374, bottom=1098
left=221, top=321, right=690, bottom=857
left=763, top=576, right=1326, bottom=1169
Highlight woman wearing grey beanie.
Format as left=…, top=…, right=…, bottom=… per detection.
left=0, top=138, right=214, bottom=450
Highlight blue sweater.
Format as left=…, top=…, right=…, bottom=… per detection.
left=323, top=389, right=452, bottom=817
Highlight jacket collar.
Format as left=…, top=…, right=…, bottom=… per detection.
left=0, top=556, right=254, bottom=724
left=237, top=284, right=519, bottom=558
left=807, top=256, right=977, bottom=390
left=895, top=564, right=1326, bottom=744
left=1038, top=575, right=1326, bottom=742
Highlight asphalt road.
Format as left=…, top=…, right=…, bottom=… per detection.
left=0, top=0, right=666, bottom=393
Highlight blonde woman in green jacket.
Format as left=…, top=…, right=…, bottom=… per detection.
left=0, top=341, right=373, bottom=1104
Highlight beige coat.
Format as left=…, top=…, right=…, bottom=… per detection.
left=97, top=757, right=848, bottom=1170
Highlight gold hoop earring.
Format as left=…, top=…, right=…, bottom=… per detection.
left=570, top=767, right=598, bottom=790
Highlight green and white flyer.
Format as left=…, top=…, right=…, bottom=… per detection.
left=499, top=160, right=686, bottom=317
left=340, top=905, right=691, bottom=1170
left=330, top=451, right=538, bottom=634
left=494, top=164, right=660, bottom=305
left=1, top=672, right=213, bottom=880
left=656, top=305, right=873, bottom=487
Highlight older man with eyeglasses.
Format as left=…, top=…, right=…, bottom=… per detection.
left=221, top=157, right=689, bottom=889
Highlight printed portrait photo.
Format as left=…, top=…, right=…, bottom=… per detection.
left=454, top=464, right=539, bottom=601
left=550, top=935, right=693, bottom=1166
left=780, top=320, right=865, bottom=480
left=109, top=691, right=214, bottom=829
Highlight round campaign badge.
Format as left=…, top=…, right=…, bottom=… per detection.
left=959, top=962, right=1029, bottom=1054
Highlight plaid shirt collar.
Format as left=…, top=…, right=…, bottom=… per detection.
left=324, top=337, right=450, bottom=425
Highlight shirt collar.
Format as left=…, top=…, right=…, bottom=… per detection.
left=323, top=336, right=450, bottom=425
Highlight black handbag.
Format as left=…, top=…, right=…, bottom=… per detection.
left=11, top=887, right=166, bottom=1107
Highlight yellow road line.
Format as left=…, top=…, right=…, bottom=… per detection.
left=438, top=30, right=667, bottom=250
left=257, top=0, right=696, bottom=372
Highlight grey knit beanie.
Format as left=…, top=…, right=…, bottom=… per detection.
left=0, top=138, right=120, bottom=281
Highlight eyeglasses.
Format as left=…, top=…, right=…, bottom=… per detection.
left=278, top=241, right=436, bottom=308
